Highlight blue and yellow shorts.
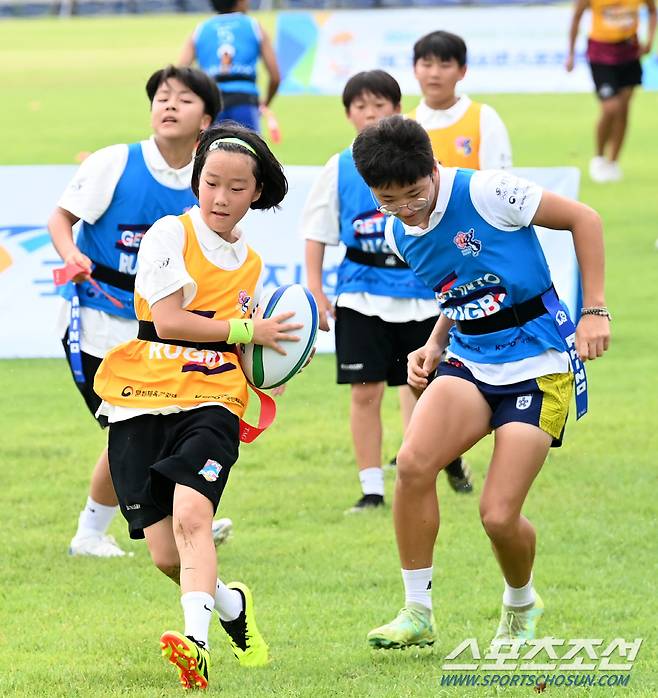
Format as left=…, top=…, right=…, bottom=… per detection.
left=437, top=358, right=573, bottom=447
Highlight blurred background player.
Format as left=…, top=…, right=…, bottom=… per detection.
left=407, top=29, right=514, bottom=491
left=301, top=70, right=439, bottom=513
left=48, top=65, right=226, bottom=558
left=566, top=0, right=656, bottom=182
left=179, top=0, right=280, bottom=132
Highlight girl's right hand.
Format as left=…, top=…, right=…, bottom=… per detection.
left=407, top=342, right=443, bottom=391
left=310, top=289, right=335, bottom=332
left=253, top=311, right=303, bottom=355
left=64, top=248, right=93, bottom=283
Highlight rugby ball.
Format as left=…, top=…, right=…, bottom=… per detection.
left=240, top=284, right=319, bottom=389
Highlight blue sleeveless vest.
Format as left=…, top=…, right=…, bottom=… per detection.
left=389, top=169, right=568, bottom=362
left=60, top=143, right=197, bottom=319
left=194, top=13, right=260, bottom=96
left=336, top=148, right=435, bottom=300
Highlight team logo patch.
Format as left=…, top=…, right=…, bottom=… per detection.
left=598, top=83, right=614, bottom=99
left=516, top=395, right=533, bottom=410
left=455, top=136, right=473, bottom=156
left=198, top=459, right=222, bottom=482
left=237, top=290, right=251, bottom=314
left=453, top=228, right=482, bottom=257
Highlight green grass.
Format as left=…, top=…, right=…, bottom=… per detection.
left=1, top=13, right=657, bottom=698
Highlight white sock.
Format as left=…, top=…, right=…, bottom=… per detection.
left=214, top=579, right=243, bottom=621
left=402, top=567, right=433, bottom=610
left=359, top=467, right=384, bottom=496
left=181, top=591, right=215, bottom=648
left=503, top=575, right=536, bottom=607
left=76, top=496, right=118, bottom=536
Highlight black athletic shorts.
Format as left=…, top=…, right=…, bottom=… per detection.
left=590, top=60, right=642, bottom=99
left=61, top=329, right=104, bottom=425
left=334, top=306, right=438, bottom=386
left=108, top=406, right=240, bottom=539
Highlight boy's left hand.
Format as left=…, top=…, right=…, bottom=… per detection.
left=575, top=315, right=610, bottom=360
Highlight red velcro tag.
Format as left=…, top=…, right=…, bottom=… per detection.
left=239, top=385, right=277, bottom=443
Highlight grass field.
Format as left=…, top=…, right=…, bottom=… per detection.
left=1, top=13, right=657, bottom=697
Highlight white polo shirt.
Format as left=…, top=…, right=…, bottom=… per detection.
left=55, top=137, right=195, bottom=357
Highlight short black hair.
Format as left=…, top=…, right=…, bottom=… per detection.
left=210, top=0, right=239, bottom=12
left=353, top=116, right=434, bottom=189
left=413, top=30, right=467, bottom=67
left=192, top=122, right=288, bottom=210
left=146, top=65, right=222, bottom=121
left=342, top=70, right=401, bottom=111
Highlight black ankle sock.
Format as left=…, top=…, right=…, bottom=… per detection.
left=445, top=458, right=464, bottom=477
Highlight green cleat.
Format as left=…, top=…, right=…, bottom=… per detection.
left=367, top=603, right=436, bottom=649
left=492, top=592, right=544, bottom=644
left=220, top=582, right=269, bottom=667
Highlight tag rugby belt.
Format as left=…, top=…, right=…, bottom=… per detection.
left=455, top=287, right=551, bottom=335
left=91, top=261, right=135, bottom=292
left=137, top=320, right=236, bottom=354
left=345, top=247, right=410, bottom=269
left=212, top=73, right=257, bottom=83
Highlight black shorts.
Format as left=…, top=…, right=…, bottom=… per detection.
left=590, top=60, right=642, bottom=100
left=107, top=406, right=240, bottom=539
left=61, top=329, right=104, bottom=425
left=335, top=306, right=438, bottom=386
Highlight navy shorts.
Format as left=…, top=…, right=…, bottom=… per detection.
left=108, top=406, right=239, bottom=539
left=437, top=358, right=573, bottom=447
left=335, top=306, right=438, bottom=386
left=214, top=102, right=260, bottom=132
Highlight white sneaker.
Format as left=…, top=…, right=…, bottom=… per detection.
left=212, top=517, right=233, bottom=547
left=589, top=156, right=610, bottom=183
left=606, top=161, right=622, bottom=181
left=69, top=532, right=126, bottom=557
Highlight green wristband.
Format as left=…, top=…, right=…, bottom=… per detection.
left=227, top=318, right=255, bottom=344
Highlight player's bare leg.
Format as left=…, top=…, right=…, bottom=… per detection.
left=480, top=422, right=551, bottom=642
left=347, top=381, right=386, bottom=512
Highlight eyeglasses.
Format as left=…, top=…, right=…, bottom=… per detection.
left=375, top=177, right=434, bottom=216
left=377, top=198, right=430, bottom=216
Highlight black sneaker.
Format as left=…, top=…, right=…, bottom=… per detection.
left=345, top=493, right=385, bottom=514
left=445, top=457, right=473, bottom=493
left=384, top=454, right=397, bottom=470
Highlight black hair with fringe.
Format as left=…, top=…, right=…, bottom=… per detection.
left=352, top=115, right=434, bottom=189
left=341, top=70, right=401, bottom=111
left=192, top=122, right=288, bottom=210
left=146, top=65, right=222, bottom=121
left=413, top=30, right=467, bottom=67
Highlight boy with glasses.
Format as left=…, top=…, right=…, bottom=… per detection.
left=353, top=115, right=610, bottom=649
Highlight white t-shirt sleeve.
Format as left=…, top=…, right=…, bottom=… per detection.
left=384, top=216, right=405, bottom=261
left=469, top=170, right=543, bottom=231
left=299, top=154, right=340, bottom=246
left=479, top=105, right=513, bottom=170
left=57, top=144, right=128, bottom=224
left=252, top=18, right=263, bottom=43
left=135, top=216, right=197, bottom=308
